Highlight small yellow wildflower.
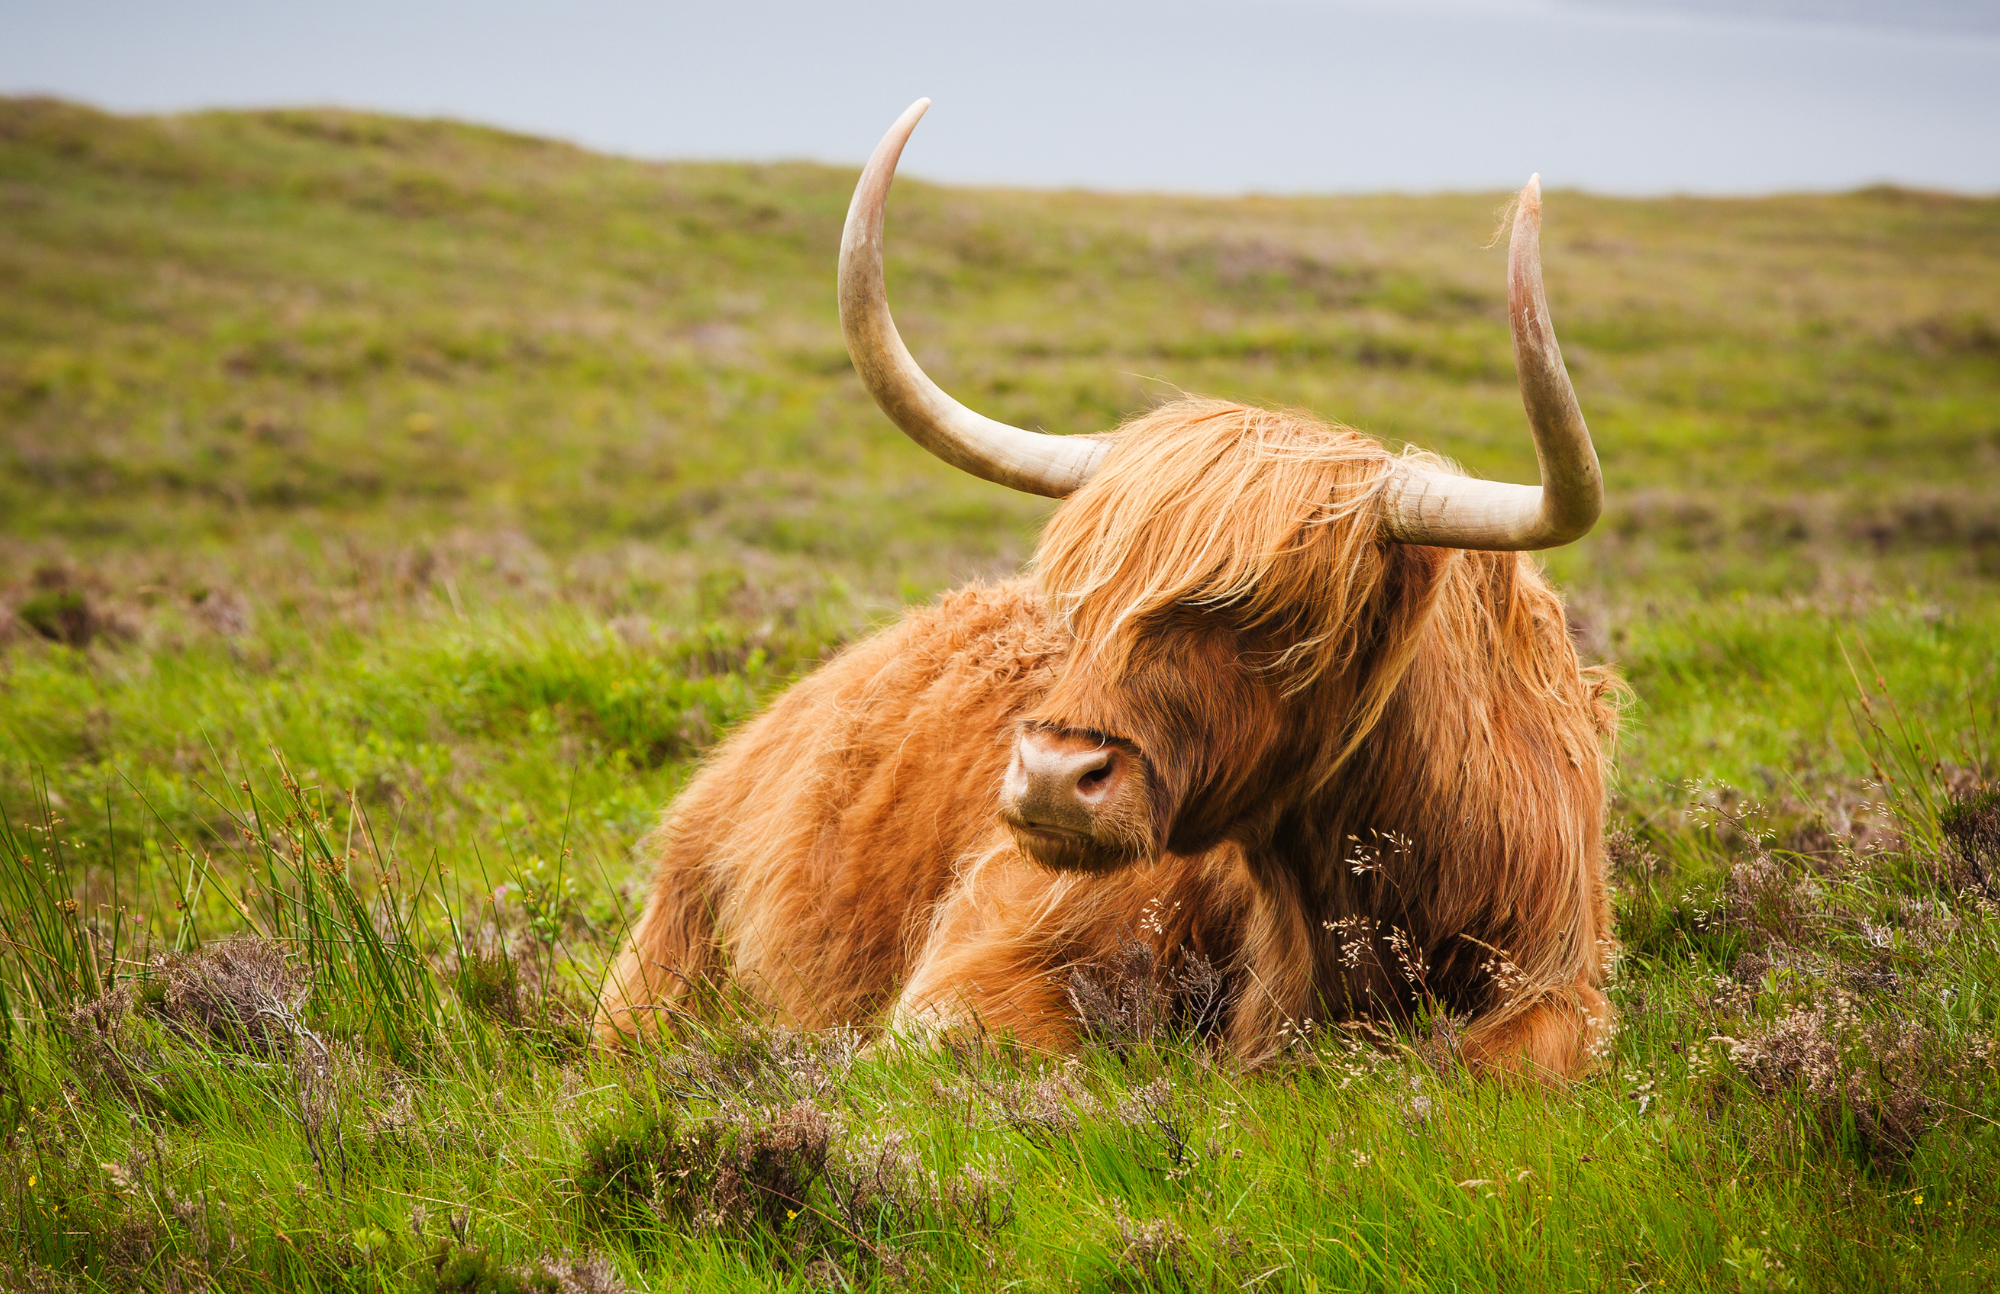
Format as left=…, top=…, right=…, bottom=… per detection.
left=1914, top=1194, right=1924, bottom=1206
left=787, top=1209, right=798, bottom=1220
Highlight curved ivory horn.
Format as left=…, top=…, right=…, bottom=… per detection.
left=1377, top=175, right=1602, bottom=549
left=839, top=99, right=1111, bottom=497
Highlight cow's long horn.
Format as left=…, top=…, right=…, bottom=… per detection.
left=839, top=99, right=1111, bottom=497
left=1378, top=175, right=1602, bottom=550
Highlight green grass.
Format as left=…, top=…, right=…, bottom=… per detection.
left=2, top=96, right=1999, bottom=1290
left=7, top=754, right=2000, bottom=1291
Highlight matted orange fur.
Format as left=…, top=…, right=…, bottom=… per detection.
left=598, top=400, right=1619, bottom=1080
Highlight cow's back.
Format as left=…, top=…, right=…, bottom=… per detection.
left=597, top=580, right=1064, bottom=1039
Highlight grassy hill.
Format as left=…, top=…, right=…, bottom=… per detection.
left=6, top=97, right=1996, bottom=564
left=2, top=98, right=1998, bottom=1291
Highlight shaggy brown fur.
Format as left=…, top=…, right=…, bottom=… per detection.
left=599, top=400, right=1619, bottom=1080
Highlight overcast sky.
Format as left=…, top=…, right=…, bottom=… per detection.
left=2, top=0, right=1996, bottom=195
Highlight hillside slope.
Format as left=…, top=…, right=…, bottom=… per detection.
left=3, top=96, right=1996, bottom=590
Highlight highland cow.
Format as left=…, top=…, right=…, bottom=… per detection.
left=598, top=101, right=1619, bottom=1080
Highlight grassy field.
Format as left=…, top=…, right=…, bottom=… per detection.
left=2, top=95, right=1998, bottom=1291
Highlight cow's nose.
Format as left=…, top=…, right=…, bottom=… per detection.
left=1002, top=731, right=1128, bottom=836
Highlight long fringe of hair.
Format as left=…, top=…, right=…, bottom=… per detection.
left=1035, top=400, right=1406, bottom=687
left=1033, top=398, right=1469, bottom=782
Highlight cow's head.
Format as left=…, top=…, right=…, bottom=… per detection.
left=838, top=100, right=1602, bottom=873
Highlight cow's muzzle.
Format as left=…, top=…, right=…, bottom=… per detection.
left=999, top=729, right=1153, bottom=872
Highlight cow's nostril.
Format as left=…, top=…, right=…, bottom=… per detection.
left=1072, top=750, right=1122, bottom=803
